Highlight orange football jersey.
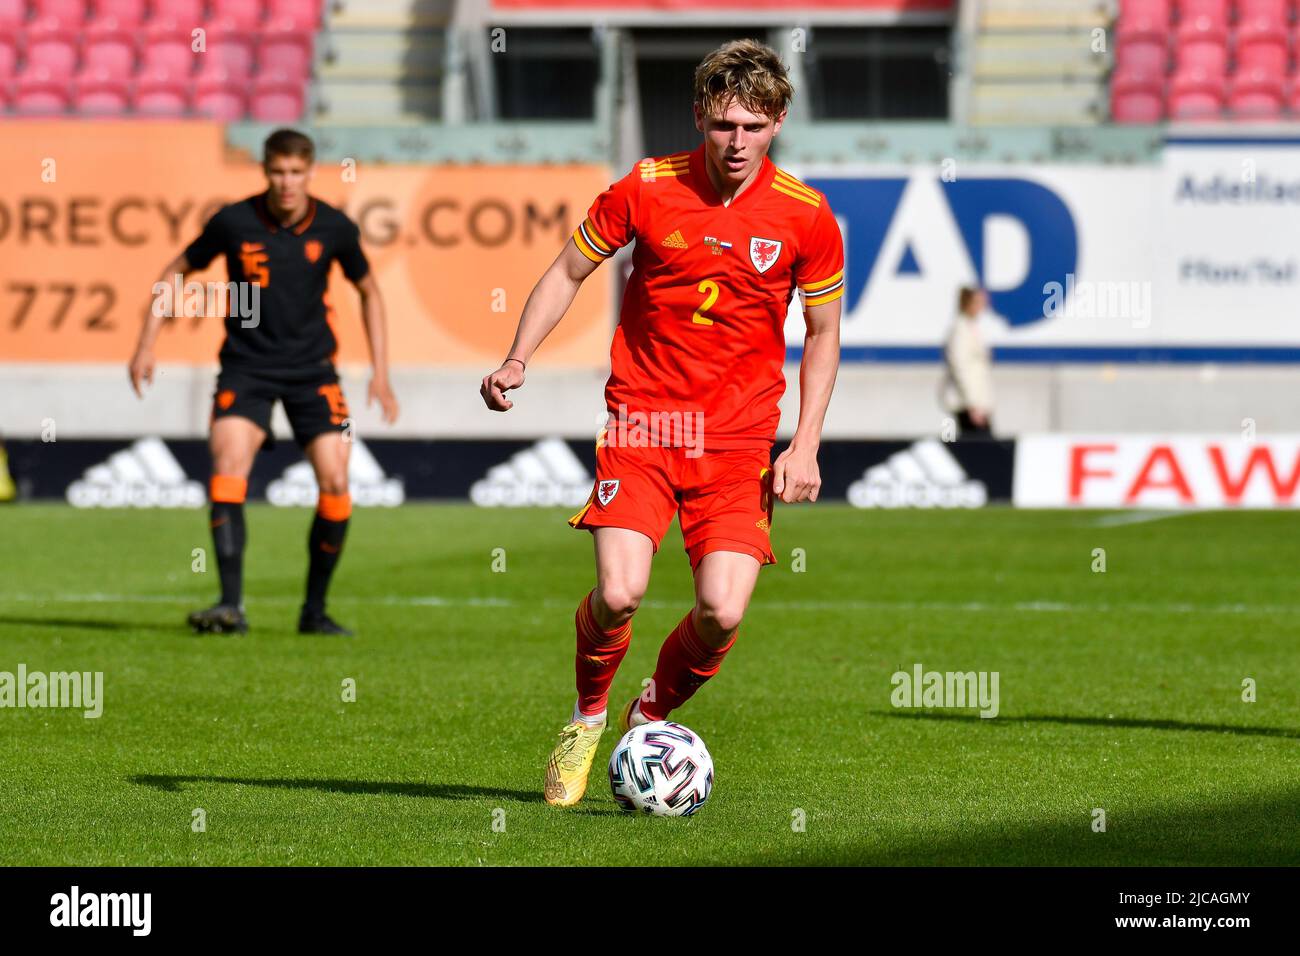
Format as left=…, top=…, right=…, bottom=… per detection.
left=572, top=144, right=844, bottom=452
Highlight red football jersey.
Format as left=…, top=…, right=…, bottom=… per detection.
left=572, top=144, right=844, bottom=452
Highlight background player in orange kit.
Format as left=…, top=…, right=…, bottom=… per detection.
left=480, top=40, right=844, bottom=806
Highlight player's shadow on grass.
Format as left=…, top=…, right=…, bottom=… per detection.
left=128, top=774, right=622, bottom=814
left=0, top=614, right=183, bottom=635
left=880, top=710, right=1300, bottom=739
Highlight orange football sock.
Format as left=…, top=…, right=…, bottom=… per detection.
left=574, top=588, right=632, bottom=719
left=639, top=609, right=735, bottom=722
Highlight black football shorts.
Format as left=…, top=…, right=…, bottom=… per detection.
left=210, top=364, right=350, bottom=448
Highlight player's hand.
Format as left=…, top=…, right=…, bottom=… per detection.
left=481, top=361, right=525, bottom=412
left=369, top=376, right=400, bottom=424
left=772, top=442, right=821, bottom=504
left=128, top=349, right=155, bottom=398
left=969, top=408, right=989, bottom=427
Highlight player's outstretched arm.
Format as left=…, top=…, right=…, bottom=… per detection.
left=353, top=273, right=399, bottom=424
left=772, top=297, right=841, bottom=503
left=129, top=254, right=191, bottom=398
left=480, top=240, right=601, bottom=412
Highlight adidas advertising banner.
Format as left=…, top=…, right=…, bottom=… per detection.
left=4, top=437, right=1014, bottom=507
left=1013, top=434, right=1300, bottom=508
left=787, top=135, right=1300, bottom=362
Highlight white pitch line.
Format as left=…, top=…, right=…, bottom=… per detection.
left=0, top=593, right=1295, bottom=616
left=1090, top=510, right=1189, bottom=528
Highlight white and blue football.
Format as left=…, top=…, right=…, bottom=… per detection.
left=608, top=720, right=714, bottom=816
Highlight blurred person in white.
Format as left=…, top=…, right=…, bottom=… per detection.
left=942, top=286, right=995, bottom=438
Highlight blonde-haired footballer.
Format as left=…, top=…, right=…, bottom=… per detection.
left=482, top=40, right=844, bottom=806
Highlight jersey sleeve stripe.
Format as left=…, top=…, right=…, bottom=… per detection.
left=799, top=270, right=843, bottom=292
left=572, top=227, right=607, bottom=263
left=802, top=284, right=844, bottom=307
left=580, top=218, right=613, bottom=254
left=773, top=170, right=821, bottom=201
left=772, top=181, right=821, bottom=207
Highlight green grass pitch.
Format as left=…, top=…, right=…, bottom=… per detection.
left=1, top=503, right=1297, bottom=866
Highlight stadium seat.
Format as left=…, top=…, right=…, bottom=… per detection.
left=1287, top=74, right=1300, bottom=113
left=260, top=22, right=313, bottom=78
left=26, top=21, right=80, bottom=80
left=1229, top=67, right=1285, bottom=117
left=1169, top=68, right=1226, bottom=118
left=1236, top=0, right=1290, bottom=29
left=1236, top=20, right=1289, bottom=77
left=1175, top=21, right=1229, bottom=74
left=201, top=22, right=257, bottom=80
left=33, top=0, right=88, bottom=27
left=83, top=20, right=136, bottom=79
left=1111, top=71, right=1166, bottom=121
left=74, top=67, right=130, bottom=115
left=157, top=0, right=205, bottom=28
left=210, top=0, right=265, bottom=32
left=133, top=68, right=189, bottom=116
left=250, top=72, right=305, bottom=120
left=93, top=0, right=147, bottom=27
left=194, top=70, right=247, bottom=119
left=1116, top=35, right=1170, bottom=75
left=0, top=34, right=17, bottom=80
left=142, top=24, right=197, bottom=79
left=1174, top=0, right=1229, bottom=32
left=267, top=0, right=321, bottom=30
left=14, top=69, right=71, bottom=114
left=0, top=0, right=24, bottom=31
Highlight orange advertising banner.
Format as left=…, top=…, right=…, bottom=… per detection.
left=0, top=121, right=613, bottom=367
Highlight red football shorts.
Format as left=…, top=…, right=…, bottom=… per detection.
left=568, top=435, right=777, bottom=570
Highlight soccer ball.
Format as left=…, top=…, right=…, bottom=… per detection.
left=608, top=720, right=714, bottom=816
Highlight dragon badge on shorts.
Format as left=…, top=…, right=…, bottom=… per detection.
left=597, top=479, right=620, bottom=506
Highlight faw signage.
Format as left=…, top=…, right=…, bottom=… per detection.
left=1014, top=435, right=1300, bottom=508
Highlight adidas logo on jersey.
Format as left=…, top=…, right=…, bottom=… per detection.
left=267, top=438, right=404, bottom=507
left=471, top=437, right=593, bottom=507
left=660, top=229, right=688, bottom=249
left=847, top=439, right=987, bottom=509
left=66, top=438, right=205, bottom=509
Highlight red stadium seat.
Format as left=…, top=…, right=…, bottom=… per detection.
left=33, top=0, right=88, bottom=27
left=1175, top=20, right=1229, bottom=74
left=156, top=0, right=205, bottom=28
left=210, top=0, right=265, bottom=32
left=1169, top=68, right=1226, bottom=118
left=26, top=21, right=80, bottom=80
left=267, top=0, right=321, bottom=30
left=1116, top=35, right=1170, bottom=75
left=74, top=66, right=129, bottom=115
left=142, top=23, right=197, bottom=79
left=201, top=22, right=257, bottom=79
left=194, top=70, right=247, bottom=119
left=83, top=20, right=136, bottom=79
left=0, top=34, right=17, bottom=79
left=133, top=68, right=190, bottom=116
left=14, top=68, right=71, bottom=114
left=93, top=0, right=147, bottom=27
left=250, top=72, right=304, bottom=121
left=1111, top=71, right=1166, bottom=122
left=1175, top=0, right=1229, bottom=31
left=1236, top=20, right=1289, bottom=78
left=1236, top=0, right=1290, bottom=29
left=1229, top=67, right=1285, bottom=118
left=0, top=0, right=25, bottom=31
left=260, top=22, right=313, bottom=78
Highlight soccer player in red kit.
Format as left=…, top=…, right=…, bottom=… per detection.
left=480, top=40, right=844, bottom=806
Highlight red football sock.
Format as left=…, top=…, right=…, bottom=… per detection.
left=574, top=589, right=632, bottom=718
left=640, top=609, right=736, bottom=722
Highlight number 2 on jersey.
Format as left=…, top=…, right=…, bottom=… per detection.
left=692, top=279, right=719, bottom=326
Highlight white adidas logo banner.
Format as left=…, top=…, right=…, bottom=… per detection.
left=66, top=438, right=205, bottom=509
left=471, top=437, right=593, bottom=507
left=267, top=438, right=404, bottom=507
left=847, top=439, right=987, bottom=509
